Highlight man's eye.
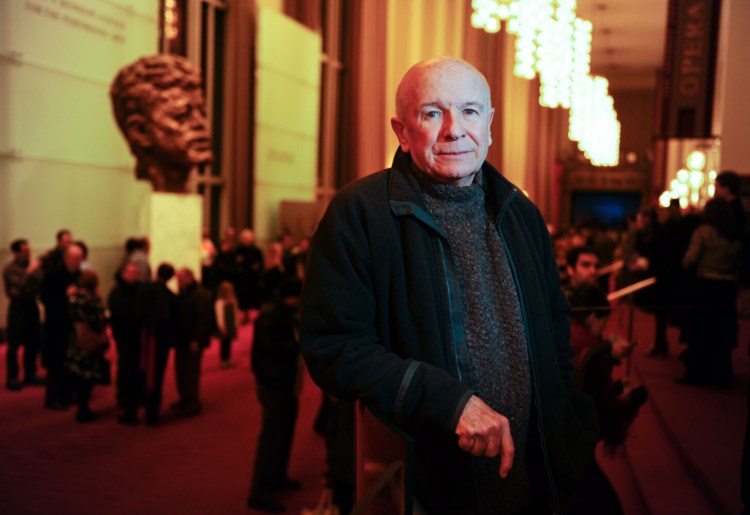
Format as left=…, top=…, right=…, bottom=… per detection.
left=464, top=108, right=479, bottom=116
left=424, top=111, right=441, bottom=119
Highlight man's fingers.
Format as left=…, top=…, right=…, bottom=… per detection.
left=498, top=429, right=515, bottom=478
left=484, top=436, right=501, bottom=458
left=457, top=434, right=475, bottom=452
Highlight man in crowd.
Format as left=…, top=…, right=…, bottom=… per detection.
left=139, top=263, right=178, bottom=425
left=172, top=268, right=213, bottom=417
left=3, top=239, right=44, bottom=391
left=41, top=229, right=73, bottom=275
left=715, top=170, right=746, bottom=232
left=40, top=242, right=84, bottom=409
left=565, top=245, right=600, bottom=292
left=108, top=262, right=143, bottom=423
left=565, top=245, right=634, bottom=360
left=300, top=57, right=597, bottom=514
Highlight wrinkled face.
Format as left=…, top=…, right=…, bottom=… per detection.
left=568, top=253, right=599, bottom=287
left=391, top=62, right=494, bottom=186
left=144, top=87, right=212, bottom=168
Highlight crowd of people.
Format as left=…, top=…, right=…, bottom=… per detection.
left=2, top=228, right=307, bottom=408
left=2, top=226, right=316, bottom=512
left=560, top=171, right=748, bottom=388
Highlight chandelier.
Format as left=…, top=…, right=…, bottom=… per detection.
left=659, top=148, right=717, bottom=208
left=471, top=0, right=620, bottom=166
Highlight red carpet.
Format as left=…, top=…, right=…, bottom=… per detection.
left=1, top=307, right=748, bottom=514
left=0, top=323, right=326, bottom=515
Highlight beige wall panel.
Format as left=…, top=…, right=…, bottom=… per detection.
left=255, top=68, right=320, bottom=137
left=254, top=7, right=320, bottom=246
left=1, top=63, right=132, bottom=166
left=0, top=0, right=157, bottom=84
left=257, top=7, right=320, bottom=86
left=0, top=158, right=150, bottom=247
left=253, top=183, right=316, bottom=246
left=255, top=127, right=317, bottom=188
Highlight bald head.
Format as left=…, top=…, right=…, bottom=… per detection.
left=395, top=57, right=492, bottom=119
left=391, top=57, right=495, bottom=186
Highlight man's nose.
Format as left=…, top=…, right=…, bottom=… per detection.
left=442, top=111, right=466, bottom=140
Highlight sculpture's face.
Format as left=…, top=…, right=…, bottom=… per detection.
left=144, top=87, right=212, bottom=168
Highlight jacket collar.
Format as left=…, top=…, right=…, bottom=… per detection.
left=387, top=149, right=517, bottom=223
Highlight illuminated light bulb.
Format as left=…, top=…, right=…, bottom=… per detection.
left=708, top=184, right=716, bottom=197
left=677, top=169, right=689, bottom=183
left=486, top=17, right=501, bottom=32
left=679, top=197, right=688, bottom=209
left=689, top=171, right=704, bottom=188
left=687, top=150, right=706, bottom=171
left=659, top=191, right=672, bottom=208
left=708, top=170, right=717, bottom=180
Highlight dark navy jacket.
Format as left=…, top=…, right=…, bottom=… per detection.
left=300, top=150, right=597, bottom=513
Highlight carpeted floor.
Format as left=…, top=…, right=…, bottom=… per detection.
left=0, top=305, right=747, bottom=514
left=0, top=322, right=327, bottom=515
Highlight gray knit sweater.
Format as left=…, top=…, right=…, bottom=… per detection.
left=419, top=172, right=532, bottom=514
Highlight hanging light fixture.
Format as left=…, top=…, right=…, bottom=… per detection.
left=470, top=0, right=620, bottom=167
left=659, top=149, right=716, bottom=208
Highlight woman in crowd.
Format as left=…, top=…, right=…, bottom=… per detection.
left=214, top=281, right=239, bottom=369
left=66, top=269, right=110, bottom=423
left=681, top=197, right=743, bottom=386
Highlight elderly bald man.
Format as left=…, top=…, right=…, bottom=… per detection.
left=300, top=57, right=597, bottom=514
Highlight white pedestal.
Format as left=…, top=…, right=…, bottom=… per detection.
left=140, top=192, right=202, bottom=280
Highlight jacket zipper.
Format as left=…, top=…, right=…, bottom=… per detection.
left=496, top=189, right=562, bottom=514
left=438, top=239, right=462, bottom=382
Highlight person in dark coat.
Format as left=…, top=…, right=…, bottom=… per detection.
left=66, top=269, right=109, bottom=422
left=138, top=263, right=177, bottom=425
left=247, top=279, right=303, bottom=513
left=108, top=262, right=143, bottom=424
left=566, top=284, right=647, bottom=515
left=235, top=228, right=264, bottom=319
left=300, top=58, right=597, bottom=514
left=40, top=242, right=83, bottom=410
left=2, top=239, right=44, bottom=390
left=172, top=268, right=213, bottom=416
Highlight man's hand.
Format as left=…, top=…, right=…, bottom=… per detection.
left=455, top=395, right=514, bottom=478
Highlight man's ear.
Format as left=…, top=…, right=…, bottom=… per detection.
left=390, top=117, right=410, bottom=153
left=124, top=114, right=153, bottom=151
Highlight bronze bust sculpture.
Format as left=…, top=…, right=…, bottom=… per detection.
left=110, top=55, right=212, bottom=193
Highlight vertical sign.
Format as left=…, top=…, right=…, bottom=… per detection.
left=659, top=0, right=721, bottom=138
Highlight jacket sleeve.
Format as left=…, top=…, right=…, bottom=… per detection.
left=300, top=193, right=472, bottom=436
